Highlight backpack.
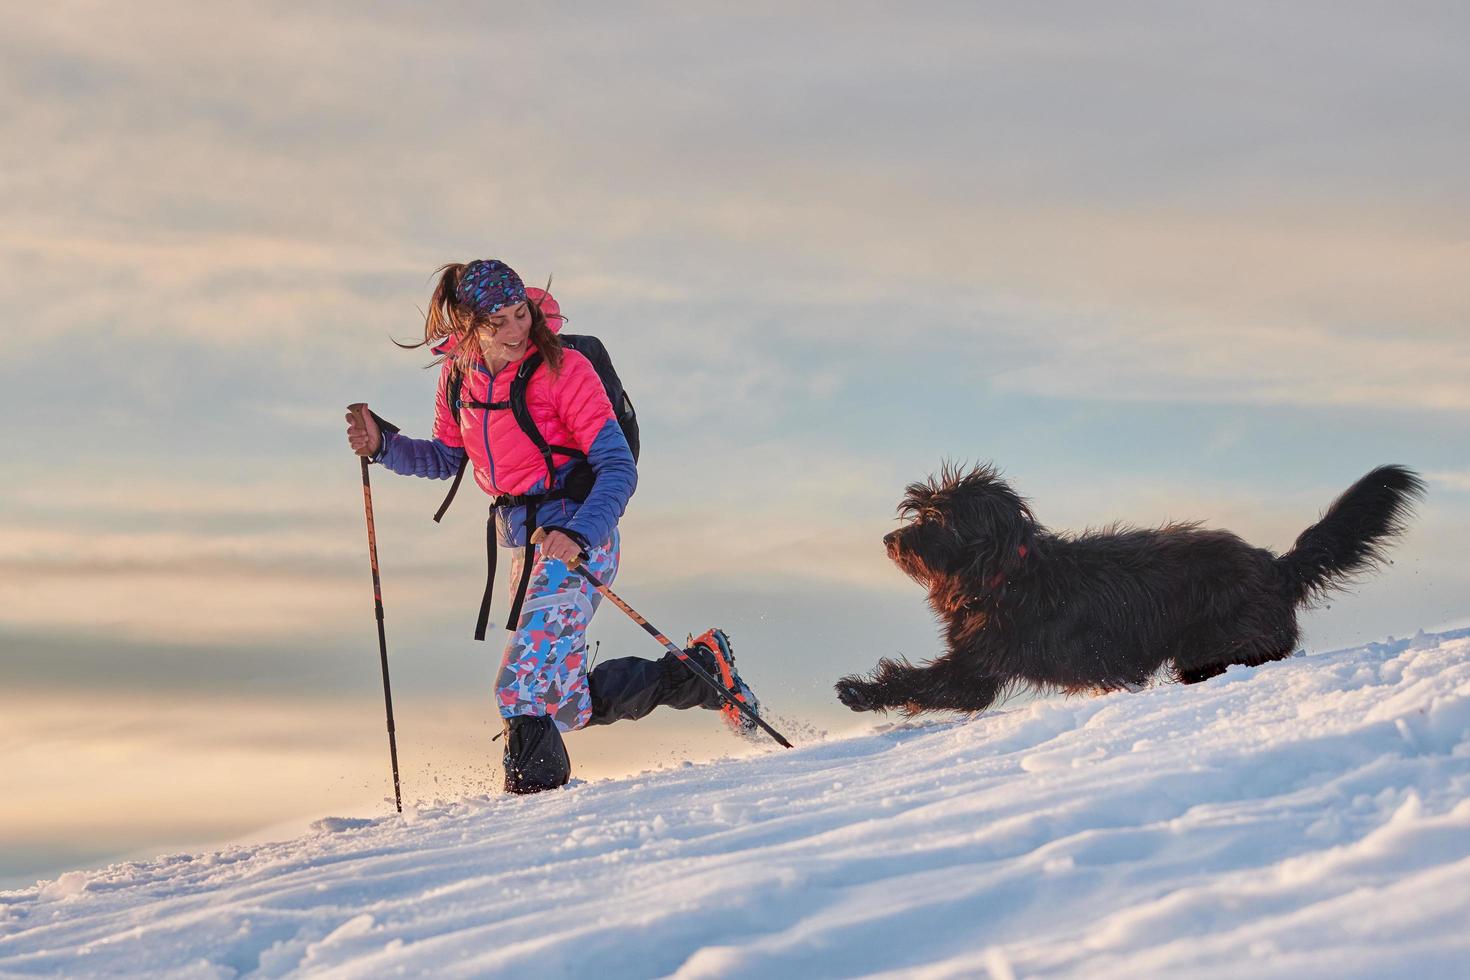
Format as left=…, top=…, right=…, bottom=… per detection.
left=432, top=334, right=639, bottom=523
left=548, top=334, right=641, bottom=464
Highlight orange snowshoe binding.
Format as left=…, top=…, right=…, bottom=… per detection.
left=687, top=628, right=761, bottom=737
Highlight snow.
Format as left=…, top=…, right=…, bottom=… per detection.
left=3, top=629, right=1468, bottom=979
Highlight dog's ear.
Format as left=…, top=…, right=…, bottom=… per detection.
left=960, top=530, right=1019, bottom=582
left=960, top=499, right=1038, bottom=584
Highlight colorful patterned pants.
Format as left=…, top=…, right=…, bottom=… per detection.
left=495, top=530, right=619, bottom=732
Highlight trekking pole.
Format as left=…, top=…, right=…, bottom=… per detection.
left=576, top=562, right=793, bottom=749
left=352, top=404, right=403, bottom=812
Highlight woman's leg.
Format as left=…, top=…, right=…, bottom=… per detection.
left=495, top=532, right=618, bottom=792
left=585, top=652, right=725, bottom=725
left=497, top=531, right=620, bottom=734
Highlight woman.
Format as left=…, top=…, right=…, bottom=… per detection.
left=346, top=259, right=758, bottom=794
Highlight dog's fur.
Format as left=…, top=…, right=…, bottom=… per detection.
left=835, top=463, right=1424, bottom=716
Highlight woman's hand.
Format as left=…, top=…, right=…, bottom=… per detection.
left=345, top=403, right=382, bottom=457
left=532, top=528, right=584, bottom=566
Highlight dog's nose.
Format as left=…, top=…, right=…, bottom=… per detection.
left=883, top=529, right=900, bottom=548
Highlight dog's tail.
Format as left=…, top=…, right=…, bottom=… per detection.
left=1277, top=464, right=1425, bottom=606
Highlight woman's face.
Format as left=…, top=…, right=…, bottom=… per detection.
left=475, top=301, right=533, bottom=363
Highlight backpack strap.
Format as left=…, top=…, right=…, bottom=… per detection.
left=432, top=456, right=468, bottom=524
left=476, top=486, right=580, bottom=639
left=509, top=353, right=582, bottom=487
left=451, top=353, right=594, bottom=638
left=510, top=356, right=548, bottom=470
left=473, top=508, right=498, bottom=640
left=433, top=368, right=469, bottom=523
left=445, top=367, right=509, bottom=419
left=510, top=497, right=539, bottom=634
left=501, top=354, right=567, bottom=635
left=432, top=366, right=518, bottom=523
left=448, top=367, right=465, bottom=425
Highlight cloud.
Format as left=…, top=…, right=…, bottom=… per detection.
left=634, top=186, right=1470, bottom=412
left=0, top=445, right=910, bottom=650
left=6, top=3, right=1466, bottom=384
left=1427, top=471, right=1470, bottom=493
left=980, top=310, right=1470, bottom=412
left=0, top=473, right=476, bottom=645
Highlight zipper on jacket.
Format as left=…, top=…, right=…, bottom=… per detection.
left=475, top=362, right=499, bottom=491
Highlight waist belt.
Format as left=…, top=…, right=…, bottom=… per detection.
left=474, top=487, right=577, bottom=641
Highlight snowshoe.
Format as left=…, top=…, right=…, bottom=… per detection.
left=687, top=628, right=761, bottom=737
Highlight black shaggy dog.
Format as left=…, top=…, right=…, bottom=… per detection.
left=835, top=463, right=1425, bottom=716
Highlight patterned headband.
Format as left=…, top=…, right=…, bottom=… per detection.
left=457, top=259, right=528, bottom=316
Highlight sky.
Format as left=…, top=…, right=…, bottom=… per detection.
left=3, top=1, right=1467, bottom=888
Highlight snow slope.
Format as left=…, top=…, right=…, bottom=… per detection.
left=3, top=629, right=1469, bottom=979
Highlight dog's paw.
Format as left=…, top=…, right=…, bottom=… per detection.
left=835, top=675, right=880, bottom=712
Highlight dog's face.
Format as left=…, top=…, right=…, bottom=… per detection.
left=886, top=463, right=1038, bottom=588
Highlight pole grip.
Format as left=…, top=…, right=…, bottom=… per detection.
left=531, top=531, right=583, bottom=569
left=348, top=402, right=400, bottom=464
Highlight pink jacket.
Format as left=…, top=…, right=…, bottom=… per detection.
left=379, top=289, right=636, bottom=549
left=431, top=289, right=615, bottom=498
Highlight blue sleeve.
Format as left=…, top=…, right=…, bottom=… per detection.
left=561, top=418, right=637, bottom=548
left=375, top=429, right=467, bottom=480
